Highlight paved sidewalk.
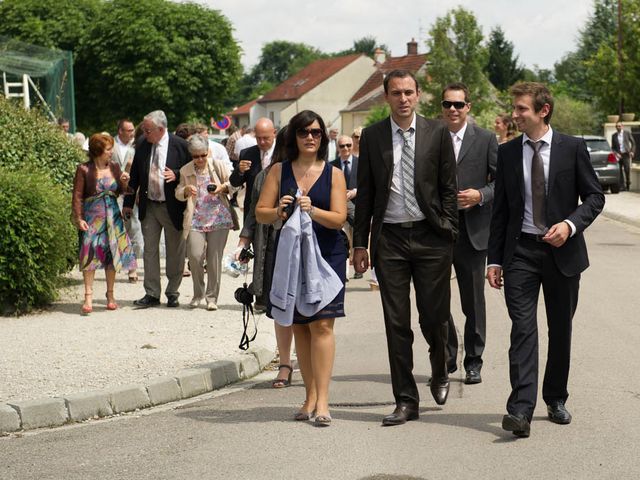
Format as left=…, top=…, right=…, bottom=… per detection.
left=1, top=190, right=638, bottom=433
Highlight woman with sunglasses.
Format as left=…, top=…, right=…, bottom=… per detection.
left=256, top=110, right=348, bottom=426
left=175, top=134, right=239, bottom=311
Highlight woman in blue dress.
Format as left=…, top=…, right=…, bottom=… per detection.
left=256, top=110, right=347, bottom=426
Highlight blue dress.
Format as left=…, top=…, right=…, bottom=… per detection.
left=270, top=160, right=347, bottom=323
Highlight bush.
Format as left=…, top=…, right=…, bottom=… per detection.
left=0, top=96, right=86, bottom=190
left=0, top=167, right=77, bottom=315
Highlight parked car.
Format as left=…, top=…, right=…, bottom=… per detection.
left=578, top=135, right=621, bottom=194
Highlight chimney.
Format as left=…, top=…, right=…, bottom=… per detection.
left=407, top=38, right=418, bottom=55
left=374, top=48, right=386, bottom=65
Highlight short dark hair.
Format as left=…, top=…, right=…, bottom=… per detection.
left=57, top=117, right=69, bottom=125
left=117, top=118, right=133, bottom=130
left=174, top=123, right=197, bottom=139
left=442, top=82, right=470, bottom=103
left=270, top=126, right=288, bottom=166
left=510, top=82, right=554, bottom=125
left=284, top=110, right=328, bottom=162
left=383, top=70, right=419, bottom=94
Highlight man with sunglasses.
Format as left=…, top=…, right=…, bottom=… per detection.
left=354, top=69, right=458, bottom=426
left=330, top=135, right=359, bottom=278
left=441, top=83, right=498, bottom=385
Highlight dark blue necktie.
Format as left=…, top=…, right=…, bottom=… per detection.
left=343, top=159, right=351, bottom=186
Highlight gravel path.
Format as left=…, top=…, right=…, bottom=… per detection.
left=0, top=229, right=276, bottom=404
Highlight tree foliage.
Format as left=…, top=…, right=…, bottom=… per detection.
left=0, top=0, right=100, bottom=52
left=75, top=0, right=241, bottom=132
left=420, top=7, right=492, bottom=117
left=248, top=41, right=326, bottom=86
left=364, top=104, right=391, bottom=127
left=0, top=0, right=242, bottom=132
left=485, top=27, right=523, bottom=91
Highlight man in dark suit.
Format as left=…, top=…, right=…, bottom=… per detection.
left=353, top=69, right=458, bottom=426
left=123, top=110, right=191, bottom=308
left=330, top=135, right=359, bottom=278
left=230, top=118, right=276, bottom=220
left=441, top=83, right=497, bottom=385
left=611, top=121, right=636, bottom=191
left=487, top=82, right=604, bottom=438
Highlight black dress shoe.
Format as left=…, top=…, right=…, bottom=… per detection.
left=502, top=413, right=531, bottom=438
left=167, top=295, right=180, bottom=308
left=430, top=378, right=449, bottom=405
left=464, top=370, right=482, bottom=384
left=133, top=294, right=160, bottom=308
left=382, top=404, right=419, bottom=426
left=353, top=272, right=363, bottom=279
left=547, top=401, right=572, bottom=425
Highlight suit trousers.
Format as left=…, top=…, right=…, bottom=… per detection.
left=503, top=236, right=579, bottom=420
left=447, top=212, right=487, bottom=372
left=375, top=221, right=453, bottom=407
left=141, top=201, right=186, bottom=299
left=187, top=228, right=229, bottom=303
left=619, top=153, right=631, bottom=190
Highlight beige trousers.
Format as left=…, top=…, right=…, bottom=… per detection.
left=141, top=202, right=186, bottom=299
left=187, top=229, right=230, bottom=303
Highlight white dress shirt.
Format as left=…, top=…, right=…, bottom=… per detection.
left=149, top=130, right=169, bottom=201
left=449, top=122, right=467, bottom=162
left=617, top=131, right=627, bottom=153
left=234, top=134, right=257, bottom=157
left=115, top=135, right=132, bottom=168
left=521, top=127, right=575, bottom=236
left=383, top=114, right=425, bottom=224
left=260, top=143, right=276, bottom=170
left=209, top=140, right=233, bottom=172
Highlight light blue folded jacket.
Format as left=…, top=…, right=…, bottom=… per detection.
left=270, top=204, right=343, bottom=326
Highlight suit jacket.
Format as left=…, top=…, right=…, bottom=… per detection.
left=488, top=132, right=605, bottom=277
left=611, top=130, right=636, bottom=156
left=354, top=115, right=458, bottom=265
left=123, top=133, right=191, bottom=231
left=230, top=144, right=262, bottom=216
left=455, top=123, right=498, bottom=250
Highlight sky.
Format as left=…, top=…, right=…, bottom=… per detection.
left=198, top=0, right=594, bottom=72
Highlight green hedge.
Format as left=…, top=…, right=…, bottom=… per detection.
left=0, top=97, right=82, bottom=314
left=0, top=96, right=86, bottom=190
left=0, top=168, right=78, bottom=314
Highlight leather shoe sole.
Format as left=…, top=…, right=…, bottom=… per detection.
left=502, top=414, right=530, bottom=438
left=547, top=403, right=572, bottom=425
left=382, top=406, right=419, bottom=426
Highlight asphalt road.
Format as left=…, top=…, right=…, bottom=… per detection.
left=1, top=214, right=639, bottom=480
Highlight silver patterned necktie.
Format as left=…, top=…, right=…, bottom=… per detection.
left=149, top=145, right=161, bottom=200
left=527, top=140, right=547, bottom=231
left=398, top=128, right=421, bottom=217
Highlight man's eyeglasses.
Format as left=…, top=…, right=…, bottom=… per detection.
left=142, top=126, right=160, bottom=135
left=296, top=128, right=323, bottom=139
left=339, top=143, right=352, bottom=148
left=441, top=100, right=467, bottom=110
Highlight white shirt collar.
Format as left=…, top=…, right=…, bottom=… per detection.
left=115, top=135, right=131, bottom=147
left=390, top=113, right=417, bottom=134
left=449, top=122, right=468, bottom=141
left=339, top=154, right=353, bottom=163
left=522, top=126, right=553, bottom=146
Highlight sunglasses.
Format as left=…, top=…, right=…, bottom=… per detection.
left=296, top=128, right=323, bottom=139
left=339, top=143, right=352, bottom=148
left=441, top=100, right=467, bottom=110
left=191, top=153, right=208, bottom=159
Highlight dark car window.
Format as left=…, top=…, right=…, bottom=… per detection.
left=584, top=139, right=611, bottom=152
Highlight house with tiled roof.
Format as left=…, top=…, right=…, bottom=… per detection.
left=239, top=53, right=376, bottom=131
left=227, top=98, right=258, bottom=128
left=340, top=39, right=429, bottom=135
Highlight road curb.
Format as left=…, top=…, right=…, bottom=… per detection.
left=601, top=209, right=640, bottom=228
left=0, top=347, right=275, bottom=434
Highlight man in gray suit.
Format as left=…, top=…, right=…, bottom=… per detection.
left=441, top=83, right=497, bottom=384
left=113, top=119, right=143, bottom=282
left=611, top=122, right=636, bottom=191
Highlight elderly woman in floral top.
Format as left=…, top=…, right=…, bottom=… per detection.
left=175, top=135, right=239, bottom=310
